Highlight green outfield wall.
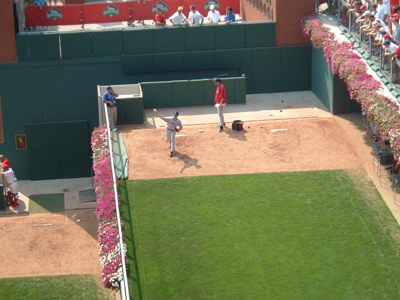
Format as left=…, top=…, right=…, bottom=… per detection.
left=311, top=47, right=360, bottom=114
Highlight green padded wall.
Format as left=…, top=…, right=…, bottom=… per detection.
left=57, top=121, right=91, bottom=179
left=172, top=80, right=204, bottom=107
left=311, top=47, right=333, bottom=112
left=60, top=32, right=92, bottom=59
left=116, top=99, right=126, bottom=125
left=26, top=123, right=60, bottom=180
left=184, top=51, right=214, bottom=70
left=240, top=49, right=252, bottom=94
left=245, top=22, right=276, bottom=48
left=184, top=25, right=215, bottom=51
left=91, top=30, right=123, bottom=56
left=281, top=45, right=311, bottom=92
left=122, top=54, right=153, bottom=73
left=153, top=53, right=184, bottom=72
left=235, top=77, right=246, bottom=104
left=332, top=74, right=352, bottom=115
left=123, top=29, right=154, bottom=55
left=251, top=47, right=282, bottom=93
left=16, top=35, right=29, bottom=61
left=203, top=79, right=216, bottom=106
left=215, top=49, right=240, bottom=69
left=153, top=27, right=184, bottom=53
left=215, top=24, right=246, bottom=50
left=29, top=33, right=60, bottom=60
left=124, top=98, right=144, bottom=124
left=141, top=82, right=173, bottom=108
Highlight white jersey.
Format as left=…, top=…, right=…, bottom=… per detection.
left=165, top=117, right=183, bottom=131
left=3, top=168, right=16, bottom=185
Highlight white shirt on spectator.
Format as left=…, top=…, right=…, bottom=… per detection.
left=375, top=18, right=389, bottom=32
left=377, top=3, right=388, bottom=22
left=207, top=10, right=221, bottom=23
left=188, top=11, right=204, bottom=25
left=388, top=42, right=398, bottom=53
left=169, top=11, right=187, bottom=24
left=383, top=0, right=391, bottom=17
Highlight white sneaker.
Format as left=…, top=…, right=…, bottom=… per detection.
left=112, top=128, right=118, bottom=132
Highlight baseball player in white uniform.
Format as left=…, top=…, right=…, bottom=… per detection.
left=1, top=167, right=19, bottom=207
left=154, top=109, right=183, bottom=157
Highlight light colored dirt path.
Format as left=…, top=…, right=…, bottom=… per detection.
left=123, top=118, right=362, bottom=180
left=0, top=210, right=101, bottom=278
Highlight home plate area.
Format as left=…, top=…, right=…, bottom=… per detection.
left=122, top=118, right=362, bottom=180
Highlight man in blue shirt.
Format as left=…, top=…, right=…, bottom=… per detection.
left=102, top=86, right=119, bottom=132
left=224, top=6, right=235, bottom=24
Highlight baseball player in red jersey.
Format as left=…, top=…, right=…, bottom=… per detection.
left=214, top=78, right=227, bottom=132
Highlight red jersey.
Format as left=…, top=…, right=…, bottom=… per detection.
left=215, top=84, right=227, bottom=104
left=154, top=14, right=166, bottom=25
left=396, top=45, right=400, bottom=59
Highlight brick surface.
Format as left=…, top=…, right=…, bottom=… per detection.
left=0, top=0, right=17, bottom=63
left=240, top=0, right=314, bottom=46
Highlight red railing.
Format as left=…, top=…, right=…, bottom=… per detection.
left=25, top=0, right=240, bottom=27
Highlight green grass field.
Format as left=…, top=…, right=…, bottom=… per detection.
left=120, top=170, right=400, bottom=300
left=0, top=275, right=113, bottom=300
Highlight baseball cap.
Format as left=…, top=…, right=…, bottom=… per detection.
left=362, top=10, right=371, bottom=16
left=384, top=33, right=391, bottom=39
left=178, top=6, right=183, bottom=11
left=107, top=86, right=113, bottom=90
left=360, top=4, right=366, bottom=9
left=210, top=4, right=215, bottom=9
left=384, top=40, right=391, bottom=45
left=174, top=111, right=179, bottom=116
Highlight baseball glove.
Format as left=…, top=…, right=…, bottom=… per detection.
left=175, top=129, right=180, bottom=133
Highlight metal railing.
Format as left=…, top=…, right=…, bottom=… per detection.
left=103, top=103, right=130, bottom=300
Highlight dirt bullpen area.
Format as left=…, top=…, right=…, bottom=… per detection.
left=123, top=118, right=363, bottom=180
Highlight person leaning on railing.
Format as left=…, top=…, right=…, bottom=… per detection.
left=392, top=43, right=400, bottom=82
left=383, top=39, right=398, bottom=69
left=390, top=16, right=400, bottom=44
left=224, top=6, right=235, bottom=24
left=154, top=8, right=167, bottom=26
left=102, top=86, right=119, bottom=132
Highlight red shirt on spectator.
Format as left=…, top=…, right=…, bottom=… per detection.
left=215, top=84, right=227, bottom=104
left=154, top=13, right=166, bottom=26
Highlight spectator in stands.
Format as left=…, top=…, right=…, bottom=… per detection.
left=224, top=6, right=235, bottom=24
left=355, top=10, right=370, bottom=25
left=361, top=13, right=375, bottom=34
left=207, top=5, right=221, bottom=23
left=169, top=6, right=188, bottom=26
left=102, top=86, right=119, bottom=132
left=347, top=1, right=363, bottom=21
left=377, top=0, right=389, bottom=23
left=341, top=0, right=356, bottom=26
left=392, top=45, right=400, bottom=82
left=383, top=39, right=398, bottom=68
left=370, top=4, right=378, bottom=17
left=154, top=8, right=166, bottom=26
left=391, top=17, right=400, bottom=43
left=188, top=5, right=204, bottom=25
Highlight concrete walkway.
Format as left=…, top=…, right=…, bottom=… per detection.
left=0, top=177, right=97, bottom=216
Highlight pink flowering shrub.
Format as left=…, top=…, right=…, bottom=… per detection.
left=302, top=16, right=400, bottom=156
left=91, top=125, right=128, bottom=289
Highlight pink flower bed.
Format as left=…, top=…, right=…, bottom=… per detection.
left=91, top=125, right=128, bottom=289
left=302, top=16, right=400, bottom=156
